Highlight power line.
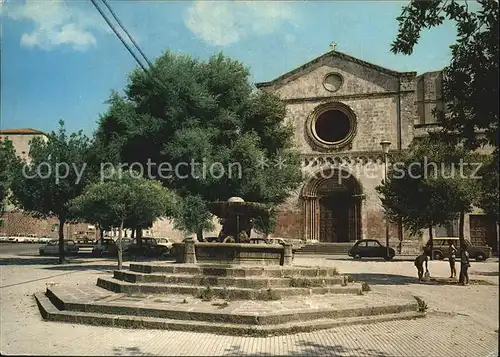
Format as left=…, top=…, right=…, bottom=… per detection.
left=100, top=0, right=154, bottom=68
left=90, top=0, right=149, bottom=74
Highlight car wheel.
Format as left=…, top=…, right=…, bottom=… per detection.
left=476, top=253, right=486, bottom=261
left=384, top=255, right=394, bottom=261
left=433, top=251, right=443, bottom=260
left=354, top=254, right=361, bottom=260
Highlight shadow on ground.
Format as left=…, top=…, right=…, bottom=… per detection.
left=347, top=273, right=417, bottom=285
left=325, top=257, right=416, bottom=262
left=113, top=346, right=151, bottom=356
left=223, top=340, right=390, bottom=356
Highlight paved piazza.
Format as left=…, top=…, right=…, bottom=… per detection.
left=1, top=252, right=498, bottom=356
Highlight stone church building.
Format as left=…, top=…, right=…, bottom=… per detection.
left=253, top=49, right=496, bottom=252
left=1, top=50, right=497, bottom=253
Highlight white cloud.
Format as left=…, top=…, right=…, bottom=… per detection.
left=184, top=1, right=297, bottom=47
left=5, top=0, right=108, bottom=51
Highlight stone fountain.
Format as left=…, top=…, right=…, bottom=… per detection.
left=34, top=196, right=424, bottom=336
left=173, top=197, right=292, bottom=266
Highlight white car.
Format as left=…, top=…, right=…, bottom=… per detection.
left=39, top=240, right=79, bottom=256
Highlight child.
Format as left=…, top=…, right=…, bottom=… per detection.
left=459, top=242, right=470, bottom=286
left=448, top=240, right=457, bottom=279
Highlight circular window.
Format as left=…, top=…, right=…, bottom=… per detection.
left=323, top=73, right=343, bottom=92
left=314, top=110, right=351, bottom=143
left=306, top=102, right=357, bottom=150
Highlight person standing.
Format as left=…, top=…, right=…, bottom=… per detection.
left=448, top=240, right=457, bottom=279
left=459, top=242, right=470, bottom=286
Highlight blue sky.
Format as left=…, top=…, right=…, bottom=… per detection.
left=1, top=0, right=459, bottom=136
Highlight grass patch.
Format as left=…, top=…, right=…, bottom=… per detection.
left=290, top=278, right=321, bottom=288
left=212, top=301, right=230, bottom=309
left=198, top=285, right=214, bottom=301
left=429, top=277, right=494, bottom=286
left=414, top=296, right=428, bottom=312
left=262, top=288, right=280, bottom=301
left=346, top=275, right=355, bottom=283
left=361, top=282, right=371, bottom=292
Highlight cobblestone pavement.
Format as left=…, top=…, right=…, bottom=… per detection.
left=1, top=254, right=498, bottom=356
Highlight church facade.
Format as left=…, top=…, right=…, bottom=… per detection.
left=254, top=49, right=495, bottom=252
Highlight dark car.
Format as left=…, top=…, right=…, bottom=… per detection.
left=128, top=237, right=169, bottom=257
left=425, top=237, right=492, bottom=261
left=348, top=239, right=395, bottom=260
left=92, top=238, right=132, bottom=257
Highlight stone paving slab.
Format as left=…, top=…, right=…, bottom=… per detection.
left=55, top=283, right=414, bottom=315
left=1, top=254, right=498, bottom=356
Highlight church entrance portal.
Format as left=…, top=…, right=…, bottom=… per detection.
left=302, top=169, right=363, bottom=242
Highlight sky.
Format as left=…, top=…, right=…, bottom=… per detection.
left=1, top=0, right=460, bottom=136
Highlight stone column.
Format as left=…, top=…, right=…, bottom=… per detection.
left=184, top=237, right=197, bottom=264
left=283, top=242, right=293, bottom=266
left=303, top=195, right=320, bottom=242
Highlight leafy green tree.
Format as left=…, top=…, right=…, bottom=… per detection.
left=96, top=51, right=303, bottom=233
left=392, top=0, right=499, bottom=220
left=71, top=170, right=175, bottom=269
left=172, top=194, right=214, bottom=240
left=10, top=121, right=92, bottom=263
left=0, top=138, right=20, bottom=215
left=377, top=137, right=479, bottom=257
left=253, top=205, right=278, bottom=239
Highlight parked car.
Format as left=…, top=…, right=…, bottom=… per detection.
left=348, top=239, right=395, bottom=260
left=249, top=237, right=269, bottom=244
left=155, top=237, right=173, bottom=255
left=92, top=238, right=132, bottom=257
left=39, top=240, right=79, bottom=256
left=128, top=237, right=169, bottom=257
left=203, top=236, right=220, bottom=243
left=267, top=238, right=288, bottom=245
left=426, top=237, right=492, bottom=261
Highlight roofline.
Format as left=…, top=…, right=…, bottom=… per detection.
left=0, top=128, right=46, bottom=135
left=255, top=50, right=417, bottom=88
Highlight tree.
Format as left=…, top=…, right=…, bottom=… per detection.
left=392, top=0, right=499, bottom=220
left=376, top=136, right=479, bottom=257
left=10, top=121, right=92, bottom=263
left=172, top=194, right=214, bottom=240
left=96, top=51, right=303, bottom=234
left=70, top=170, right=175, bottom=269
left=253, top=205, right=278, bottom=239
left=0, top=138, right=19, bottom=215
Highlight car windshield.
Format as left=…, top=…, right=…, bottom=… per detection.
left=47, top=241, right=58, bottom=246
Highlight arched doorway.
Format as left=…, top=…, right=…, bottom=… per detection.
left=302, top=168, right=363, bottom=242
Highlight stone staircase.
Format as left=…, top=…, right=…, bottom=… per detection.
left=34, top=262, right=425, bottom=336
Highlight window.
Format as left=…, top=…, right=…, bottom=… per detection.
left=306, top=102, right=357, bottom=150
left=323, top=73, right=343, bottom=92
left=366, top=240, right=380, bottom=247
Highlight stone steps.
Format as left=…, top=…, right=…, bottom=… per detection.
left=114, top=270, right=346, bottom=288
left=296, top=243, right=353, bottom=255
left=129, top=263, right=341, bottom=278
left=35, top=289, right=425, bottom=336
left=97, top=277, right=362, bottom=299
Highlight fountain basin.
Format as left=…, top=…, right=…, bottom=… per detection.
left=173, top=242, right=291, bottom=266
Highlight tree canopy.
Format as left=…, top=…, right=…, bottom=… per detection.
left=0, top=138, right=19, bottom=215
left=376, top=136, right=481, bottom=250
left=95, top=51, right=303, bottom=232
left=9, top=122, right=92, bottom=263
left=71, top=170, right=175, bottom=268
left=392, top=0, right=499, bottom=220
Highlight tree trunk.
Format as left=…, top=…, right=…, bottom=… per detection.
left=131, top=229, right=135, bottom=239
left=100, top=226, right=104, bottom=242
left=263, top=232, right=269, bottom=239
left=196, top=228, right=203, bottom=241
left=58, top=218, right=66, bottom=264
left=117, top=219, right=124, bottom=270
left=137, top=228, right=143, bottom=247
left=428, top=225, right=434, bottom=260
left=458, top=211, right=465, bottom=249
